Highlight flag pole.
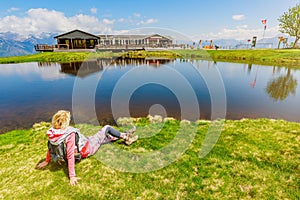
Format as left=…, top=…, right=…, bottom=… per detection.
left=262, top=19, right=267, bottom=41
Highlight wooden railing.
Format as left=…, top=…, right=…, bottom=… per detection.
left=34, top=44, right=55, bottom=52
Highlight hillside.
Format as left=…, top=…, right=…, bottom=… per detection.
left=0, top=118, right=299, bottom=199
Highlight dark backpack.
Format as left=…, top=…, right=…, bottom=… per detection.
left=48, top=132, right=82, bottom=165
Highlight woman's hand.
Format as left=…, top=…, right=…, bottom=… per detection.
left=35, top=161, right=49, bottom=169
left=70, top=177, right=81, bottom=186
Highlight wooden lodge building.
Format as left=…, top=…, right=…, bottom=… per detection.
left=35, top=29, right=173, bottom=52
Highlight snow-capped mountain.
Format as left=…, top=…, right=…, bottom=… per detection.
left=0, top=32, right=56, bottom=57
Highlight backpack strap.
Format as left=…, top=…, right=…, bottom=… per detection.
left=73, top=132, right=82, bottom=163
left=48, top=130, right=82, bottom=164
left=62, top=132, right=82, bottom=163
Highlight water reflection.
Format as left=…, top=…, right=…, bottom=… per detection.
left=60, top=60, right=104, bottom=77
left=266, top=68, right=298, bottom=101
left=39, top=58, right=175, bottom=77
left=0, top=59, right=300, bottom=134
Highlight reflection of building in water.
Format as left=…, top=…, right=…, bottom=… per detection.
left=38, top=58, right=174, bottom=77
left=110, top=58, right=174, bottom=67
left=145, top=57, right=174, bottom=66
left=60, top=59, right=106, bottom=77
left=37, top=62, right=61, bottom=67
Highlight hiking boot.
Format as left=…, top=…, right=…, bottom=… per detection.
left=126, top=126, right=136, bottom=138
left=125, top=135, right=138, bottom=145
left=126, top=126, right=136, bottom=134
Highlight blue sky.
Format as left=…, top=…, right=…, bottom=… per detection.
left=0, top=0, right=299, bottom=40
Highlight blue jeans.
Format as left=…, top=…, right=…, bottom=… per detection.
left=104, top=126, right=121, bottom=138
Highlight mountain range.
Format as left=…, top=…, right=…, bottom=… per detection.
left=0, top=32, right=295, bottom=57
left=0, top=32, right=56, bottom=57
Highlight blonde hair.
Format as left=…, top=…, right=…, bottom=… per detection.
left=52, top=110, right=71, bottom=129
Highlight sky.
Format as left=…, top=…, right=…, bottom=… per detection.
left=0, top=0, right=299, bottom=41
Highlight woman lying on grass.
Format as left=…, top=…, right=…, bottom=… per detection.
left=36, top=110, right=138, bottom=186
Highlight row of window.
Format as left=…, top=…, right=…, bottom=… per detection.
left=58, top=38, right=172, bottom=48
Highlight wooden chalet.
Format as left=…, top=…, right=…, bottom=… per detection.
left=54, top=29, right=100, bottom=50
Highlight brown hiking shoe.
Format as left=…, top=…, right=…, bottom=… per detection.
left=126, top=126, right=136, bottom=138
left=126, top=126, right=136, bottom=134
left=125, top=135, right=138, bottom=145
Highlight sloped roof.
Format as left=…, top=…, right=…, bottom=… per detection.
left=146, top=34, right=173, bottom=40
left=54, top=29, right=100, bottom=39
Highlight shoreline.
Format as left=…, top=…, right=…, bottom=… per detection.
left=1, top=116, right=299, bottom=135
left=0, top=49, right=299, bottom=68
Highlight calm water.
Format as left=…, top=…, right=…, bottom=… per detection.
left=0, top=58, right=299, bottom=133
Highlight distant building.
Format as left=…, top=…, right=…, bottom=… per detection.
left=98, top=34, right=173, bottom=47
left=35, top=29, right=173, bottom=52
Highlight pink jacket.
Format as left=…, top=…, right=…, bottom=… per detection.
left=45, top=127, right=89, bottom=178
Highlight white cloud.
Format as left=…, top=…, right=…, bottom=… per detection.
left=114, top=29, right=130, bottom=34
left=113, top=14, right=159, bottom=27
left=137, top=18, right=158, bottom=25
left=103, top=18, right=115, bottom=25
left=134, top=13, right=141, bottom=18
left=232, top=14, right=246, bottom=21
left=197, top=25, right=281, bottom=40
left=0, top=63, right=67, bottom=81
left=0, top=8, right=160, bottom=38
left=118, top=18, right=125, bottom=22
left=237, top=25, right=248, bottom=29
left=7, top=7, right=20, bottom=12
left=0, top=8, right=114, bottom=37
left=90, top=7, right=97, bottom=14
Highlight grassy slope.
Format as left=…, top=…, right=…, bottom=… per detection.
left=0, top=49, right=300, bottom=68
left=173, top=49, right=300, bottom=67
left=0, top=118, right=299, bottom=199
left=0, top=52, right=90, bottom=63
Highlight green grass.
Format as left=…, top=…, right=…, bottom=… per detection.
left=173, top=49, right=300, bottom=67
left=0, top=51, right=178, bottom=64
left=0, top=52, right=91, bottom=63
left=0, top=118, right=299, bottom=199
left=119, top=50, right=181, bottom=59
left=1, top=49, right=300, bottom=68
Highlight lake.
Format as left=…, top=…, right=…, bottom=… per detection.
left=0, top=58, right=299, bottom=133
